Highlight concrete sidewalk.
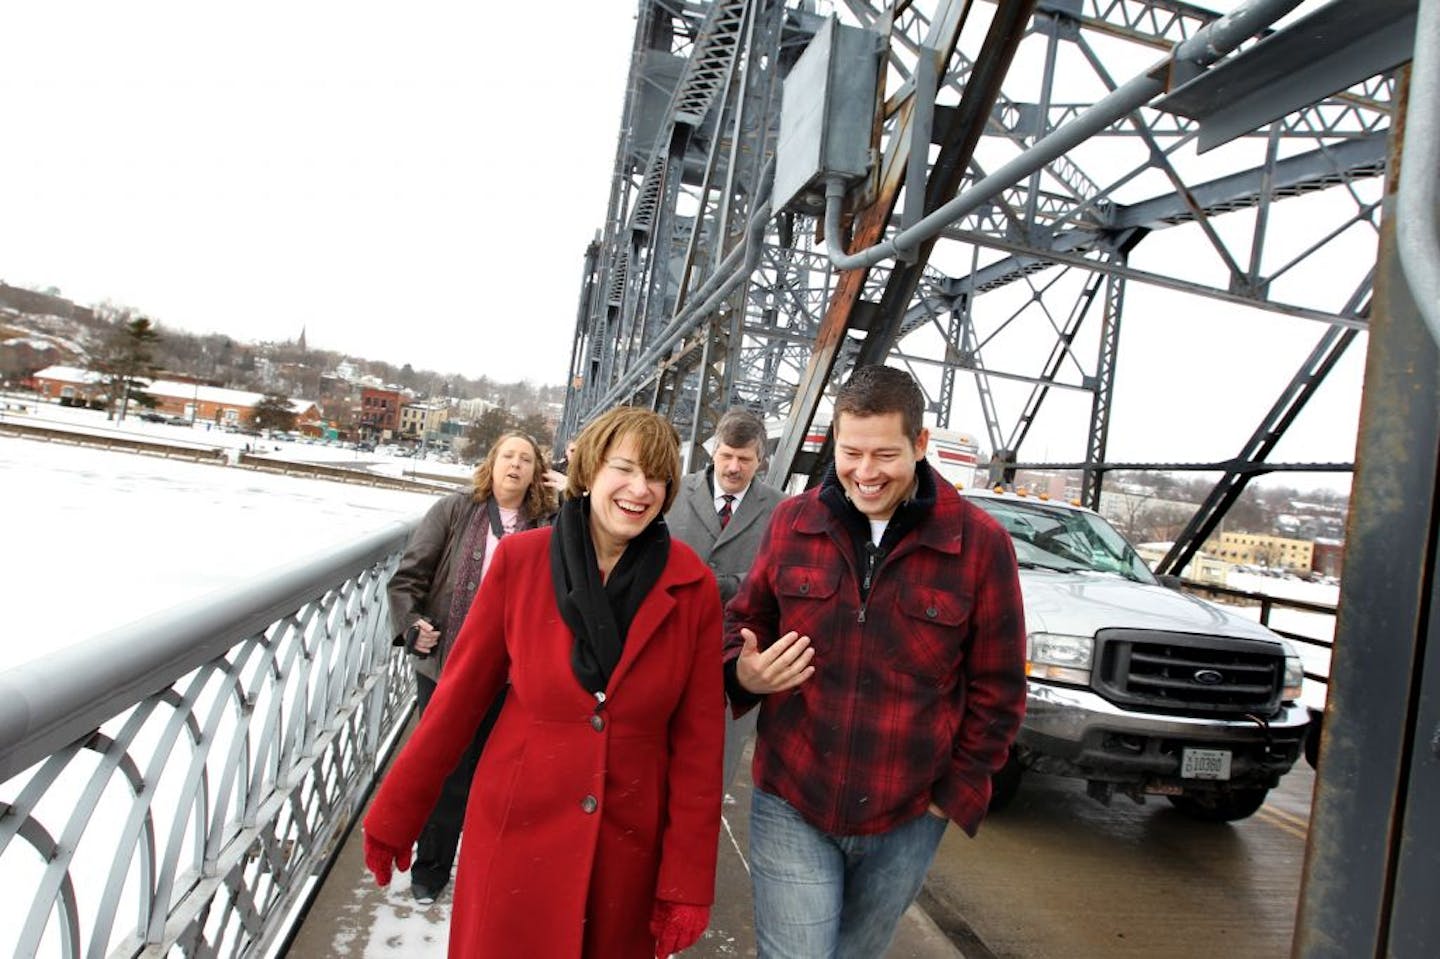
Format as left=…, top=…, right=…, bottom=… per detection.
left=287, top=742, right=964, bottom=958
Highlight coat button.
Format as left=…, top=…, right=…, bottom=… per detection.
left=581, top=795, right=598, bottom=814
left=926, top=606, right=938, bottom=618
left=799, top=582, right=809, bottom=594
left=590, top=714, right=605, bottom=732
left=472, top=548, right=484, bottom=560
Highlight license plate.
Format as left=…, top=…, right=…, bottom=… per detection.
left=1181, top=748, right=1232, bottom=780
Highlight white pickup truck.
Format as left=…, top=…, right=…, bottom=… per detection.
left=962, top=488, right=1309, bottom=822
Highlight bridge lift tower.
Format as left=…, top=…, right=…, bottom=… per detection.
left=559, top=2, right=1436, bottom=953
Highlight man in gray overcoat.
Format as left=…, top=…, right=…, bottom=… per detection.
left=666, top=407, right=785, bottom=788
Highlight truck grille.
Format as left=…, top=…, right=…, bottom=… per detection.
left=1092, top=629, right=1284, bottom=717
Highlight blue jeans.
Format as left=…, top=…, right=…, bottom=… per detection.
left=749, top=788, right=949, bottom=958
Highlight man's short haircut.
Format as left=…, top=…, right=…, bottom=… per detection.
left=833, top=365, right=925, bottom=442
left=713, top=407, right=768, bottom=458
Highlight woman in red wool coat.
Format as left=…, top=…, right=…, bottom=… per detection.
left=363, top=407, right=724, bottom=958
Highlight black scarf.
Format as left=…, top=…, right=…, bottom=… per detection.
left=820, top=459, right=937, bottom=596
left=549, top=494, right=671, bottom=695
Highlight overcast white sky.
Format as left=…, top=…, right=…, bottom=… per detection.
left=0, top=1, right=1376, bottom=491
left=0, top=1, right=637, bottom=385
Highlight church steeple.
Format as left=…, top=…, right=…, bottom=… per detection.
left=297, top=326, right=308, bottom=352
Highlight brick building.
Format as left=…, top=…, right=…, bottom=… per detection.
left=31, top=365, right=319, bottom=429
left=359, top=387, right=403, bottom=439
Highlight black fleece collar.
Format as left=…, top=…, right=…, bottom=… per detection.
left=819, top=457, right=937, bottom=554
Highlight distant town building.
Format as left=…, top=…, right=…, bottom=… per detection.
left=1136, top=543, right=1229, bottom=586
left=1204, top=531, right=1315, bottom=573
left=30, top=365, right=320, bottom=429
left=30, top=365, right=107, bottom=406
left=359, top=387, right=403, bottom=439
left=399, top=401, right=448, bottom=439
left=1311, top=538, right=1346, bottom=579
left=455, top=396, right=498, bottom=419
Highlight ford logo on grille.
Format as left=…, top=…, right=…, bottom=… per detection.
left=1192, top=668, right=1225, bottom=686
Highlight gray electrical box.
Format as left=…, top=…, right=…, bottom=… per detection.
left=772, top=19, right=879, bottom=215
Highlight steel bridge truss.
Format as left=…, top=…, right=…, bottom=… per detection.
left=562, top=0, right=1398, bottom=568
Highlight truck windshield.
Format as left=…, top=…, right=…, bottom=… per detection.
left=969, top=497, right=1157, bottom=584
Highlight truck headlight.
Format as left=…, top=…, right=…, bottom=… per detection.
left=1283, top=655, right=1304, bottom=702
left=1027, top=632, right=1094, bottom=685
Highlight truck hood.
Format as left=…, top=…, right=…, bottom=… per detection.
left=1019, top=569, right=1285, bottom=646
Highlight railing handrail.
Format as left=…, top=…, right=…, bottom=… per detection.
left=0, top=520, right=418, bottom=785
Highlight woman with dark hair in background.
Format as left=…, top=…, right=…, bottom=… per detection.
left=385, top=429, right=555, bottom=903
left=365, top=407, right=724, bottom=958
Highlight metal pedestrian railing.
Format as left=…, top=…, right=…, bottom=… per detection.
left=0, top=520, right=420, bottom=958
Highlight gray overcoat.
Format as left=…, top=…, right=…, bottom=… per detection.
left=665, top=468, right=784, bottom=787
left=665, top=469, right=785, bottom=604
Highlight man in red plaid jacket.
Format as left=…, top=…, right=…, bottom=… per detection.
left=723, top=365, right=1026, bottom=957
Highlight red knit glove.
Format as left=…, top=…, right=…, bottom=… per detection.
left=363, top=832, right=412, bottom=887
left=649, top=899, right=710, bottom=957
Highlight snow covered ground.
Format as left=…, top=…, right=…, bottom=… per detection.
left=0, top=430, right=443, bottom=668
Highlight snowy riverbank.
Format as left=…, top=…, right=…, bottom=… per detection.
left=1, top=433, right=440, bottom=667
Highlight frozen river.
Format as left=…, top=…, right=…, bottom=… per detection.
left=0, top=434, right=441, bottom=668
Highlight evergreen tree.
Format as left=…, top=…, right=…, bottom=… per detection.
left=463, top=407, right=512, bottom=459
left=88, top=313, right=161, bottom=421
left=251, top=392, right=298, bottom=432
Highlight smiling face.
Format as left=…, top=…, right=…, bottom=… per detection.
left=712, top=440, right=762, bottom=495
left=833, top=411, right=929, bottom=521
left=489, top=435, right=538, bottom=508
left=587, top=433, right=668, bottom=559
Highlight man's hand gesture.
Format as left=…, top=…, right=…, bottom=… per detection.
left=736, top=628, right=815, bottom=695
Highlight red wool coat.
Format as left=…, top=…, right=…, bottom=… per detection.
left=365, top=527, right=725, bottom=958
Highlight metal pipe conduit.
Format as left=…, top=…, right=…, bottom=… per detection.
left=0, top=520, right=416, bottom=783
left=823, top=0, right=1306, bottom=272
left=1398, top=0, right=1440, bottom=344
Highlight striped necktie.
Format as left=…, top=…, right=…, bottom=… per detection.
left=718, top=494, right=735, bottom=529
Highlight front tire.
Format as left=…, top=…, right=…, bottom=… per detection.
left=1167, top=787, right=1269, bottom=823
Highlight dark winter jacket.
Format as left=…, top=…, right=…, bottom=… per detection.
left=388, top=490, right=542, bottom=682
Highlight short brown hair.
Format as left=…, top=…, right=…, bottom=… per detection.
left=834, top=365, right=925, bottom=442
left=713, top=407, right=768, bottom=458
left=471, top=431, right=556, bottom=520
left=568, top=407, right=683, bottom=512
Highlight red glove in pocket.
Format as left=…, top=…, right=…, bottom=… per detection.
left=363, top=832, right=412, bottom=887
left=649, top=899, right=710, bottom=957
